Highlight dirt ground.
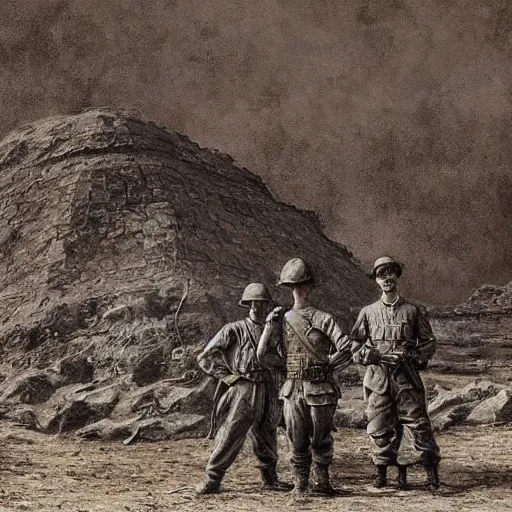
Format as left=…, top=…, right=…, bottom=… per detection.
left=0, top=422, right=511, bottom=512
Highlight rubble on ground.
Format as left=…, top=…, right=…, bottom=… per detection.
left=333, top=378, right=512, bottom=432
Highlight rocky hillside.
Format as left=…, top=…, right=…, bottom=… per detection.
left=0, top=108, right=376, bottom=440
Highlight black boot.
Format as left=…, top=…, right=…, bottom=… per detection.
left=373, top=465, right=387, bottom=488
left=425, top=464, right=440, bottom=490
left=196, top=476, right=222, bottom=495
left=292, top=465, right=310, bottom=498
left=397, top=465, right=409, bottom=490
left=311, top=463, right=344, bottom=496
left=260, top=464, right=294, bottom=491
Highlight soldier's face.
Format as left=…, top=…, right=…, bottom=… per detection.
left=375, top=266, right=398, bottom=293
left=249, top=301, right=271, bottom=323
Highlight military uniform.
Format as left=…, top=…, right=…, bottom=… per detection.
left=351, top=296, right=440, bottom=471
left=258, top=258, right=352, bottom=496
left=196, top=283, right=289, bottom=494
left=259, top=306, right=352, bottom=495
left=198, top=319, right=283, bottom=483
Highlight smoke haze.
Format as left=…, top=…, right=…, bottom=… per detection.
left=1, top=0, right=511, bottom=303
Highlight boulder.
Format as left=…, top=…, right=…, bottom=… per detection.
left=426, top=380, right=510, bottom=430
left=166, top=377, right=216, bottom=415
left=428, top=379, right=505, bottom=429
left=35, top=382, right=121, bottom=433
left=461, top=379, right=506, bottom=400
left=466, top=389, right=512, bottom=424
left=0, top=371, right=55, bottom=405
left=431, top=400, right=480, bottom=431
left=111, top=377, right=216, bottom=420
left=57, top=355, right=95, bottom=385
left=76, top=413, right=207, bottom=441
left=427, top=386, right=465, bottom=416
left=130, top=347, right=164, bottom=386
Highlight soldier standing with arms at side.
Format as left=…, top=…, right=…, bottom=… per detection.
left=257, top=258, right=352, bottom=498
left=195, top=283, right=292, bottom=494
left=351, top=256, right=441, bottom=490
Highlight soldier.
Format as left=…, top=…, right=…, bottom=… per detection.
left=195, top=283, right=292, bottom=494
left=351, top=256, right=441, bottom=490
left=257, top=258, right=352, bottom=498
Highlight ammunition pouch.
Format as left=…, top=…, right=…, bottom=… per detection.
left=286, top=365, right=331, bottom=383
left=303, top=380, right=337, bottom=406
left=279, top=379, right=338, bottom=405
left=373, top=340, right=402, bottom=354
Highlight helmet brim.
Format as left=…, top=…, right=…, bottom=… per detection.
left=370, top=263, right=403, bottom=279
left=239, top=299, right=272, bottom=307
left=276, top=277, right=314, bottom=287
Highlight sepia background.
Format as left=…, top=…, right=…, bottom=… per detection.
left=0, top=4, right=511, bottom=512
left=1, top=0, right=511, bottom=304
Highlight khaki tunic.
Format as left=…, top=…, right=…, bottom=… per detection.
left=351, top=297, right=440, bottom=466
left=198, top=318, right=282, bottom=481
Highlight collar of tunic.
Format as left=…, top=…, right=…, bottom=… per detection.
left=381, top=295, right=402, bottom=307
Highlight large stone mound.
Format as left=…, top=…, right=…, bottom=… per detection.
left=0, top=108, right=376, bottom=440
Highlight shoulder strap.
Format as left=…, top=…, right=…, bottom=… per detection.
left=285, top=310, right=329, bottom=364
left=243, top=318, right=259, bottom=351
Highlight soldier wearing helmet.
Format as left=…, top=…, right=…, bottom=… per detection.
left=257, top=258, right=352, bottom=498
left=351, top=256, right=441, bottom=490
left=195, top=283, right=291, bottom=494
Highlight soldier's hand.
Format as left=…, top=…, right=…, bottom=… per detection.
left=266, top=306, right=285, bottom=323
left=380, top=350, right=406, bottom=365
left=362, top=348, right=382, bottom=365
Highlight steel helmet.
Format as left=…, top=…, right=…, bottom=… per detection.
left=277, top=258, right=314, bottom=286
left=239, top=283, right=272, bottom=307
left=370, top=256, right=403, bottom=279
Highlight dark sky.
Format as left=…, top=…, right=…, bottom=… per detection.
left=1, top=0, right=511, bottom=304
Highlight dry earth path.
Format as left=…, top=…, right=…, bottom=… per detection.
left=0, top=423, right=511, bottom=511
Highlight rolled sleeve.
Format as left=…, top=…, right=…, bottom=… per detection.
left=197, top=325, right=236, bottom=379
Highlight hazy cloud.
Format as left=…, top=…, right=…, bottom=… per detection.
left=1, top=0, right=511, bottom=303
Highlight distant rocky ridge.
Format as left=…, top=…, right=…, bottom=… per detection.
left=430, top=281, right=512, bottom=317
left=427, top=280, right=512, bottom=383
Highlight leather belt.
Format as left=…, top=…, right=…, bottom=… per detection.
left=243, top=370, right=272, bottom=383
